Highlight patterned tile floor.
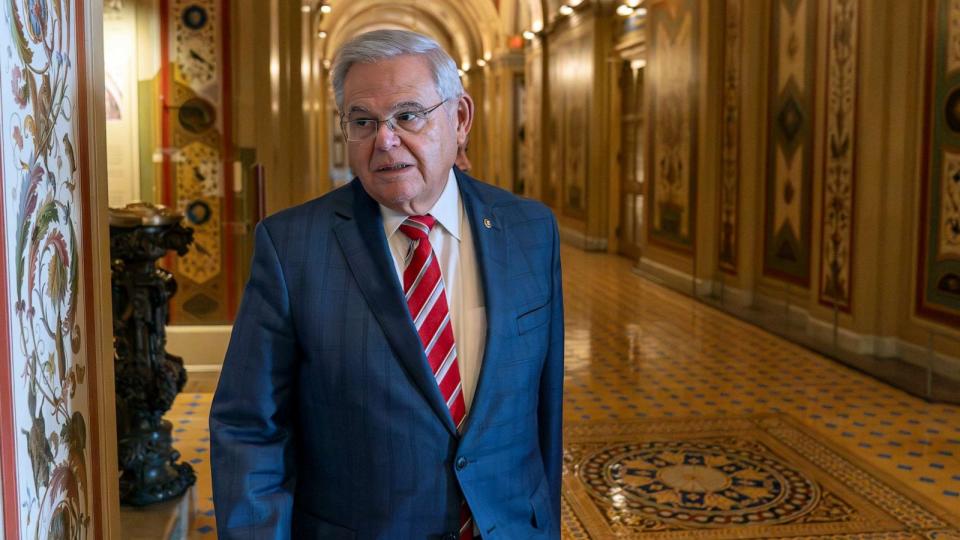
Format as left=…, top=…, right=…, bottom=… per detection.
left=167, top=394, right=215, bottom=538
left=168, top=244, right=960, bottom=538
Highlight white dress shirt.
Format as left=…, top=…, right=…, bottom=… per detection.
left=380, top=169, right=487, bottom=416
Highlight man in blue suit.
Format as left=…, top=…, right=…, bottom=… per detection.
left=210, top=29, right=563, bottom=539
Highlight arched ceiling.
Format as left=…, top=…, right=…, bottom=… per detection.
left=498, top=0, right=545, bottom=34
left=320, top=0, right=510, bottom=71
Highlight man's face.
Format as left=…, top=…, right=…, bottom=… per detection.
left=341, top=54, right=472, bottom=215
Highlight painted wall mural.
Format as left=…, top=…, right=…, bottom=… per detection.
left=163, top=0, right=234, bottom=323
left=647, top=0, right=698, bottom=251
left=719, top=0, right=741, bottom=274
left=1, top=0, right=97, bottom=537
left=917, top=0, right=960, bottom=325
left=819, top=0, right=859, bottom=311
left=764, top=0, right=816, bottom=285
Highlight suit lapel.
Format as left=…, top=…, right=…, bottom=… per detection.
left=455, top=171, right=511, bottom=439
left=332, top=181, right=457, bottom=436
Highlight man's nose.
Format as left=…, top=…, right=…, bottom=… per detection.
left=374, top=119, right=401, bottom=150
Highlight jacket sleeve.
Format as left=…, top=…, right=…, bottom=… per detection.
left=210, top=222, right=297, bottom=540
left=538, top=215, right=564, bottom=535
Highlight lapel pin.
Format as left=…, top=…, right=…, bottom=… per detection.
left=483, top=218, right=492, bottom=229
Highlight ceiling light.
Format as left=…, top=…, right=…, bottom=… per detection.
left=616, top=4, right=634, bottom=16
left=476, top=59, right=487, bottom=67
left=457, top=69, right=466, bottom=77
left=301, top=5, right=311, bottom=13
left=523, top=30, right=535, bottom=40
left=531, top=21, right=544, bottom=32
left=559, top=5, right=573, bottom=15
left=320, top=4, right=332, bottom=13
left=317, top=30, right=327, bottom=39
left=484, top=51, right=492, bottom=61
left=626, top=0, right=642, bottom=7
left=636, top=7, right=647, bottom=15
left=630, top=59, right=646, bottom=70
left=568, top=0, right=584, bottom=6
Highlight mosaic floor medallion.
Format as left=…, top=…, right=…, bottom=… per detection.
left=562, top=415, right=960, bottom=539
left=579, top=439, right=821, bottom=527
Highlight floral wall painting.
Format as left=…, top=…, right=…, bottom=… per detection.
left=647, top=0, right=698, bottom=252
left=719, top=0, right=742, bottom=274
left=917, top=0, right=960, bottom=325
left=819, top=0, right=859, bottom=312
left=1, top=0, right=97, bottom=537
left=763, top=0, right=817, bottom=285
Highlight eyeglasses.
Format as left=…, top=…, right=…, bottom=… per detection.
left=340, top=100, right=447, bottom=142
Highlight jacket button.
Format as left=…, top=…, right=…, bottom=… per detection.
left=455, top=456, right=468, bottom=470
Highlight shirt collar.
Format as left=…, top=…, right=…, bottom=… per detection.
left=380, top=168, right=461, bottom=240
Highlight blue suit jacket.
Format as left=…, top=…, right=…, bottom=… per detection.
left=210, top=170, right=564, bottom=539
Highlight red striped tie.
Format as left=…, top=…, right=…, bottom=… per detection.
left=399, top=215, right=473, bottom=539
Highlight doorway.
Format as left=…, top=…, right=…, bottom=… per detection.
left=618, top=60, right=645, bottom=259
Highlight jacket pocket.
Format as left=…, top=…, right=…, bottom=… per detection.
left=528, top=476, right=552, bottom=532
left=517, top=301, right=550, bottom=335
left=292, top=508, right=357, bottom=540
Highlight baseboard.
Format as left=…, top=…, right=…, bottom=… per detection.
left=636, top=256, right=712, bottom=296
left=184, top=363, right=223, bottom=373
left=630, top=258, right=960, bottom=396
left=559, top=225, right=607, bottom=251
left=752, top=293, right=960, bottom=380
left=166, top=325, right=232, bottom=366
left=119, top=485, right=194, bottom=540
left=706, top=275, right=755, bottom=308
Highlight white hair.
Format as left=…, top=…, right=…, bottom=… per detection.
left=331, top=29, right=464, bottom=111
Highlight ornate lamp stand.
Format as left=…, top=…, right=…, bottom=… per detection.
left=110, top=203, right=196, bottom=506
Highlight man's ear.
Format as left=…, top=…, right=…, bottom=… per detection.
left=455, top=93, right=475, bottom=146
